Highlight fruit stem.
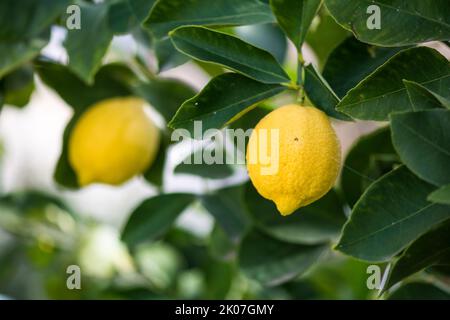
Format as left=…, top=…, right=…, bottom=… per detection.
left=296, top=50, right=306, bottom=104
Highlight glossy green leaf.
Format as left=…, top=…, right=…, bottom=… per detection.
left=337, top=47, right=450, bottom=120
left=270, top=0, right=321, bottom=50
left=390, top=109, right=450, bottom=186
left=323, top=37, right=402, bottom=98
left=1, top=65, right=34, bottom=107
left=386, top=220, right=450, bottom=290
left=245, top=183, right=345, bottom=244
left=169, top=73, right=285, bottom=135
left=201, top=185, right=250, bottom=242
left=144, top=0, right=274, bottom=38
left=170, top=26, right=290, bottom=84
left=428, top=184, right=450, bottom=205
left=325, top=0, right=450, bottom=46
left=65, top=2, right=113, bottom=84
left=403, top=80, right=450, bottom=110
left=239, top=230, right=327, bottom=286
left=133, top=78, right=196, bottom=122
left=303, top=64, right=351, bottom=120
left=341, top=127, right=398, bottom=207
left=336, top=166, right=450, bottom=262
left=235, top=23, right=287, bottom=63
left=387, top=282, right=450, bottom=300
left=35, top=60, right=135, bottom=111
left=121, top=193, right=195, bottom=248
left=108, top=0, right=156, bottom=34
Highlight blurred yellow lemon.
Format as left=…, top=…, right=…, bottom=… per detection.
left=69, top=97, right=160, bottom=186
left=246, top=104, right=340, bottom=216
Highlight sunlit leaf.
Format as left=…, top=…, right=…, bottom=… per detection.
left=270, top=0, right=321, bottom=50
left=170, top=26, right=290, bottom=84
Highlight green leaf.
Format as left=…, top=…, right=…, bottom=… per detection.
left=428, top=184, right=450, bottom=205
left=53, top=114, right=83, bottom=189
left=341, top=127, right=397, bottom=207
left=387, top=282, right=450, bottom=300
left=324, top=0, right=450, bottom=46
left=390, top=109, right=450, bottom=186
left=121, top=193, right=195, bottom=248
left=336, top=166, right=450, bottom=262
left=143, top=134, right=168, bottom=187
left=209, top=224, right=238, bottom=261
left=234, top=23, right=287, bottom=64
left=169, top=73, right=285, bottom=135
left=0, top=0, right=70, bottom=40
left=174, top=148, right=234, bottom=180
left=386, top=220, right=450, bottom=290
left=35, top=60, right=135, bottom=111
left=1, top=65, right=34, bottom=107
left=108, top=0, right=157, bottom=34
left=0, top=32, right=49, bottom=79
left=305, top=8, right=349, bottom=68
left=303, top=64, right=351, bottom=120
left=144, top=0, right=274, bottom=39
left=270, top=0, right=321, bottom=50
left=323, top=37, right=402, bottom=98
left=239, top=230, right=326, bottom=286
left=134, top=77, right=196, bottom=122
left=403, top=80, right=450, bottom=110
left=245, top=183, right=346, bottom=244
left=337, top=47, right=450, bottom=120
left=201, top=185, right=250, bottom=242
left=154, top=38, right=190, bottom=72
left=65, top=2, right=113, bottom=84
left=169, top=26, right=290, bottom=84
left=204, top=259, right=234, bottom=299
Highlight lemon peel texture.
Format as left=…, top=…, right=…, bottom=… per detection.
left=68, top=97, right=160, bottom=187
left=246, top=104, right=340, bottom=216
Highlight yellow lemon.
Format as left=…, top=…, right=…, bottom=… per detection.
left=68, top=97, right=160, bottom=186
left=246, top=104, right=340, bottom=216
